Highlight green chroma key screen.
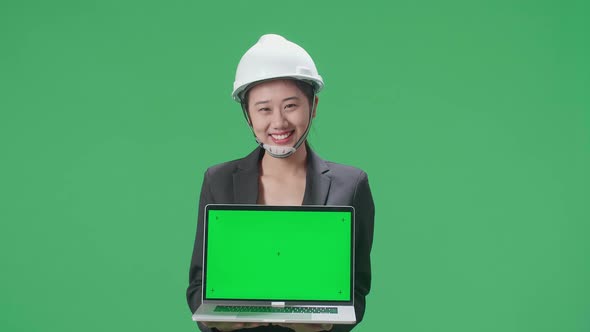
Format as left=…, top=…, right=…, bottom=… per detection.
left=204, top=206, right=353, bottom=301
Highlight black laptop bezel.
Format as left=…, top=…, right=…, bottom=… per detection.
left=201, top=204, right=355, bottom=306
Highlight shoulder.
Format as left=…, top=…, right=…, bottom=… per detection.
left=308, top=146, right=367, bottom=178
left=325, top=160, right=368, bottom=180
left=311, top=149, right=369, bottom=185
left=315, top=155, right=374, bottom=210
left=204, top=157, right=242, bottom=178
left=324, top=160, right=371, bottom=198
left=309, top=149, right=372, bottom=200
left=203, top=148, right=261, bottom=179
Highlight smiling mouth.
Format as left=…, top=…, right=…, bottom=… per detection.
left=270, top=131, right=293, bottom=140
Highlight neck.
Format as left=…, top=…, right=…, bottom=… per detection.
left=260, top=143, right=308, bottom=176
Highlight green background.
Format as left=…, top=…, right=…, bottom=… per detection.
left=206, top=210, right=350, bottom=301
left=1, top=0, right=588, bottom=331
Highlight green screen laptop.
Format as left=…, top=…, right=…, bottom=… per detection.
left=192, top=204, right=356, bottom=324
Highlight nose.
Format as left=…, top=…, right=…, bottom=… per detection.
left=270, top=108, right=288, bottom=128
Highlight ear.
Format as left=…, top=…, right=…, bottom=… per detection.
left=312, top=96, right=319, bottom=118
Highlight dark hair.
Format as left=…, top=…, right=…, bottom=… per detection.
left=293, top=80, right=315, bottom=108
left=242, top=79, right=315, bottom=111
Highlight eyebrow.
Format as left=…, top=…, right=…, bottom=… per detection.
left=282, top=96, right=300, bottom=103
left=253, top=96, right=300, bottom=106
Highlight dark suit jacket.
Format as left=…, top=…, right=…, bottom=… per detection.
left=187, top=146, right=375, bottom=332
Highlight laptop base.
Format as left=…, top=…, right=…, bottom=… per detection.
left=192, top=303, right=356, bottom=324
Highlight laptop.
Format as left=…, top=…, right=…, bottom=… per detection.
left=192, top=204, right=356, bottom=324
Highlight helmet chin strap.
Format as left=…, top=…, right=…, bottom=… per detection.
left=241, top=92, right=316, bottom=159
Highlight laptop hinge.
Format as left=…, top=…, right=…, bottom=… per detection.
left=271, top=302, right=285, bottom=307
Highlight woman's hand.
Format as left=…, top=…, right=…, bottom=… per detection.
left=277, top=323, right=333, bottom=332
left=202, top=321, right=269, bottom=331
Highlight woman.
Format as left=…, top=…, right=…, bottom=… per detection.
left=187, top=34, right=375, bottom=332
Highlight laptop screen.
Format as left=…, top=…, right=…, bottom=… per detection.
left=203, top=205, right=353, bottom=302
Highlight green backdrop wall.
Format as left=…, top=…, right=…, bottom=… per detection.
left=1, top=0, right=588, bottom=331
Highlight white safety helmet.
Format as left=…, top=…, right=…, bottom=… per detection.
left=232, top=34, right=324, bottom=103
left=232, top=34, right=324, bottom=158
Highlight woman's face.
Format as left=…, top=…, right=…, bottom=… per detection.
left=246, top=79, right=315, bottom=149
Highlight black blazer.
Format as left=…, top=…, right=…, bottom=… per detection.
left=187, top=146, right=375, bottom=332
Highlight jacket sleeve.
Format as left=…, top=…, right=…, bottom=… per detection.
left=332, top=171, right=375, bottom=332
left=187, top=169, right=215, bottom=332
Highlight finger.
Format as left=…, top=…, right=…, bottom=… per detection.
left=281, top=323, right=333, bottom=331
left=275, top=323, right=293, bottom=328
left=245, top=322, right=268, bottom=328
left=209, top=322, right=243, bottom=332
left=231, top=322, right=245, bottom=329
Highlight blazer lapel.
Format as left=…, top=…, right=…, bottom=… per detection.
left=303, top=147, right=332, bottom=205
left=233, top=148, right=263, bottom=204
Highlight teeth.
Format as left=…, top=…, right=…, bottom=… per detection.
left=271, top=132, right=292, bottom=140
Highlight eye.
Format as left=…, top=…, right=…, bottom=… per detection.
left=258, top=107, right=271, bottom=112
left=284, top=103, right=297, bottom=110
